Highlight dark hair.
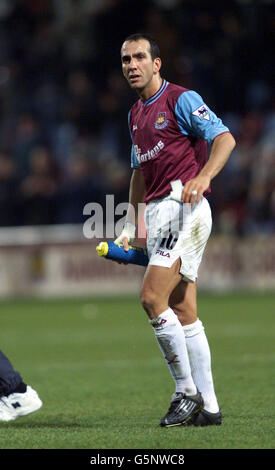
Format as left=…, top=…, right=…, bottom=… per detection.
left=123, top=33, right=161, bottom=60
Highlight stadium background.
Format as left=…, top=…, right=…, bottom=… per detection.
left=0, top=0, right=274, bottom=452
left=0, top=0, right=273, bottom=296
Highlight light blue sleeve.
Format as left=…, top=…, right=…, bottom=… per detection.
left=175, top=90, right=229, bottom=144
left=128, top=109, right=141, bottom=169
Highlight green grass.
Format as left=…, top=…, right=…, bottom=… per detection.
left=0, top=292, right=274, bottom=449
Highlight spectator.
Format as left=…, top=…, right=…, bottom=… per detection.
left=0, top=152, right=21, bottom=226
left=20, top=146, right=59, bottom=225
left=56, top=152, right=104, bottom=224
left=12, top=113, right=42, bottom=179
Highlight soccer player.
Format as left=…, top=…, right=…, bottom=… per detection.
left=0, top=349, right=42, bottom=421
left=115, top=33, right=236, bottom=427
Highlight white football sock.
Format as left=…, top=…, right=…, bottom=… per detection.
left=150, top=307, right=197, bottom=396
left=182, top=319, right=219, bottom=413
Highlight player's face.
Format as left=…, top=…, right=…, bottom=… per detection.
left=121, top=39, right=161, bottom=93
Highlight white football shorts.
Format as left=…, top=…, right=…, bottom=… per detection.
left=144, top=195, right=212, bottom=282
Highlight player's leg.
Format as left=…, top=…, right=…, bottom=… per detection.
left=0, top=349, right=42, bottom=422
left=169, top=279, right=197, bottom=326
left=0, top=350, right=23, bottom=397
left=169, top=281, right=222, bottom=425
left=141, top=259, right=182, bottom=319
left=140, top=261, right=203, bottom=426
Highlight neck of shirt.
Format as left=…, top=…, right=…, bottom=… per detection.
left=141, top=79, right=169, bottom=107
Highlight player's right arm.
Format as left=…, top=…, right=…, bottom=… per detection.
left=115, top=168, right=146, bottom=251
left=115, top=109, right=146, bottom=251
left=128, top=169, right=146, bottom=225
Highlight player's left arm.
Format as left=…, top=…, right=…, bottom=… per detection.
left=174, top=90, right=236, bottom=204
left=182, top=131, right=236, bottom=204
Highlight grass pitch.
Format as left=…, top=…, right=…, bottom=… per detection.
left=0, top=292, right=274, bottom=450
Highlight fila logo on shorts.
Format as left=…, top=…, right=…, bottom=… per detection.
left=156, top=249, right=170, bottom=258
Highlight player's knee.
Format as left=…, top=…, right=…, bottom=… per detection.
left=140, top=287, right=159, bottom=318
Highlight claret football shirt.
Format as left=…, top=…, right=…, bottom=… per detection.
left=128, top=79, right=229, bottom=203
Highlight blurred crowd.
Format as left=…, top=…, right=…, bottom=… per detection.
left=0, top=0, right=273, bottom=235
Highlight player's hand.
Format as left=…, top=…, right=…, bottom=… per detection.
left=121, top=237, right=130, bottom=252
left=114, top=221, right=136, bottom=252
left=181, top=175, right=211, bottom=205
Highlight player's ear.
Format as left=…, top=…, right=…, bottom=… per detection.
left=153, top=57, right=162, bottom=74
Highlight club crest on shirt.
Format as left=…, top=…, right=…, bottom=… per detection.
left=192, top=104, right=210, bottom=120
left=155, top=112, right=168, bottom=129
